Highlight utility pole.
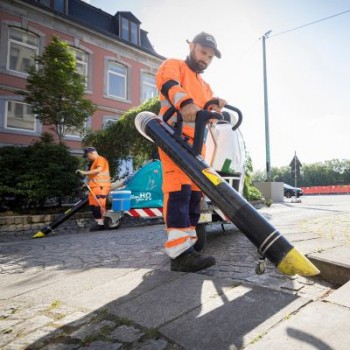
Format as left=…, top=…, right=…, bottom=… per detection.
left=262, top=30, right=272, bottom=181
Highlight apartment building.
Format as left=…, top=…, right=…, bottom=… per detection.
left=0, top=0, right=164, bottom=154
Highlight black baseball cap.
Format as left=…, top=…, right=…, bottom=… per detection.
left=188, top=32, right=221, bottom=58
left=83, top=146, right=96, bottom=157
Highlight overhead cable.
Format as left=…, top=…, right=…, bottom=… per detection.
left=270, top=9, right=350, bottom=38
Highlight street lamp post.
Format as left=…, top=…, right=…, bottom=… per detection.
left=262, top=30, right=272, bottom=181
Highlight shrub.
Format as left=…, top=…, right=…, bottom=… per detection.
left=82, top=97, right=160, bottom=178
left=0, top=133, right=81, bottom=211
left=243, top=154, right=263, bottom=202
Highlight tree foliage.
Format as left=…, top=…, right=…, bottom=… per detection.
left=82, top=97, right=160, bottom=178
left=252, top=159, right=350, bottom=186
left=21, top=36, right=95, bottom=142
left=0, top=134, right=82, bottom=211
left=243, top=153, right=263, bottom=201
left=83, top=101, right=262, bottom=201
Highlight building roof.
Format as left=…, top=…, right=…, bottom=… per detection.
left=21, top=0, right=164, bottom=59
left=116, top=11, right=141, bottom=25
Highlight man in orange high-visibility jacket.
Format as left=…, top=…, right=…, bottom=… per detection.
left=156, top=32, right=226, bottom=272
left=76, top=147, right=111, bottom=231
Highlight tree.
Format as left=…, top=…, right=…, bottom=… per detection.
left=82, top=97, right=160, bottom=178
left=252, top=159, right=350, bottom=186
left=0, top=133, right=82, bottom=211
left=22, top=36, right=95, bottom=142
left=251, top=165, right=292, bottom=184
left=243, top=153, right=263, bottom=201
left=83, top=97, right=262, bottom=201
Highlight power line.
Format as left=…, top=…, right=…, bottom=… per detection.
left=270, top=9, right=350, bottom=38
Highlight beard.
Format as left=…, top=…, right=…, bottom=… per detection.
left=186, top=50, right=208, bottom=73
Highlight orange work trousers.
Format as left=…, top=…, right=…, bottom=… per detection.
left=88, top=186, right=110, bottom=219
left=158, top=137, right=204, bottom=258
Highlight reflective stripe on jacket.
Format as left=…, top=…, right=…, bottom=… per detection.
left=88, top=156, right=111, bottom=188
left=156, top=58, right=214, bottom=135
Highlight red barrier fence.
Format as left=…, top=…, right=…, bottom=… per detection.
left=301, top=185, right=350, bottom=195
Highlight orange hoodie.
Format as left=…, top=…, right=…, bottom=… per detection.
left=156, top=58, right=214, bottom=136
left=87, top=156, right=111, bottom=189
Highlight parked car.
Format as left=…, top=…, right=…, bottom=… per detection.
left=284, top=183, right=303, bottom=198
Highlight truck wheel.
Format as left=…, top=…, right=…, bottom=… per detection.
left=104, top=216, right=121, bottom=230
left=194, top=224, right=207, bottom=252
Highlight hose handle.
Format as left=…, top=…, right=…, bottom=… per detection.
left=204, top=99, right=243, bottom=131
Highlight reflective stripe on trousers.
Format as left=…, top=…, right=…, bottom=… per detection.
left=88, top=186, right=110, bottom=218
left=163, top=185, right=201, bottom=258
left=164, top=227, right=197, bottom=258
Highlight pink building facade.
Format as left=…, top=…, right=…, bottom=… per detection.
left=0, top=0, right=164, bottom=155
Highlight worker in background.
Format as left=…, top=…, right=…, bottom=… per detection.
left=156, top=32, right=226, bottom=272
left=76, top=147, right=111, bottom=231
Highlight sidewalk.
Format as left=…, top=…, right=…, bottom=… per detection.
left=1, top=195, right=350, bottom=350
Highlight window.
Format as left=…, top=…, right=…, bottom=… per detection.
left=120, top=17, right=139, bottom=45
left=53, top=0, right=65, bottom=12
left=102, top=116, right=119, bottom=129
left=70, top=48, right=89, bottom=85
left=6, top=101, right=36, bottom=131
left=141, top=73, right=157, bottom=102
left=38, top=0, right=65, bottom=12
left=39, top=0, right=51, bottom=7
left=130, top=22, right=138, bottom=44
left=107, top=62, right=127, bottom=99
left=121, top=17, right=129, bottom=41
left=65, top=123, right=86, bottom=138
left=8, top=28, right=39, bottom=74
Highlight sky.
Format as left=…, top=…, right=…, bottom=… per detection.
left=83, top=0, right=350, bottom=171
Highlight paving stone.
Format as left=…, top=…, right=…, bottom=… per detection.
left=6, top=304, right=48, bottom=320
left=3, top=326, right=57, bottom=350
left=1, top=265, right=25, bottom=274
left=0, top=302, right=22, bottom=317
left=325, top=280, right=350, bottom=308
left=109, top=273, right=239, bottom=328
left=297, top=281, right=335, bottom=301
left=3, top=268, right=134, bottom=302
left=0, top=319, right=20, bottom=332
left=136, top=339, right=168, bottom=350
left=70, top=320, right=115, bottom=341
left=1, top=195, right=350, bottom=350
left=66, top=269, right=181, bottom=310
left=41, top=344, right=79, bottom=350
left=78, top=340, right=122, bottom=350
left=244, top=301, right=350, bottom=350
left=280, top=280, right=305, bottom=292
left=11, top=315, right=54, bottom=335
left=160, top=284, right=310, bottom=350
left=310, top=245, right=350, bottom=269
left=108, top=325, right=144, bottom=342
left=309, top=245, right=350, bottom=285
left=53, top=311, right=94, bottom=327
left=295, top=238, right=342, bottom=255
left=283, top=232, right=320, bottom=242
left=0, top=330, right=19, bottom=348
